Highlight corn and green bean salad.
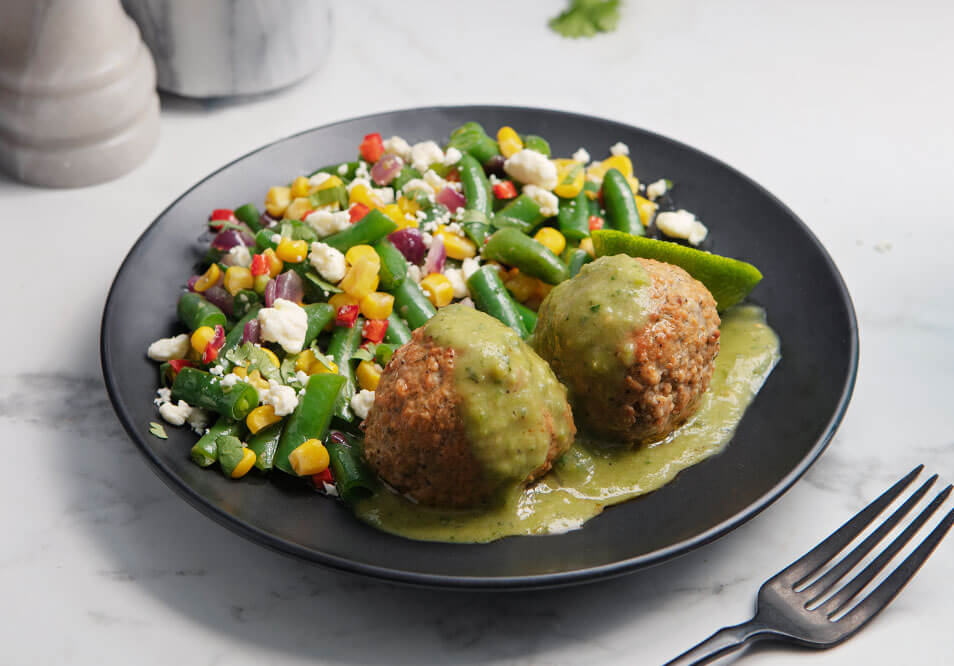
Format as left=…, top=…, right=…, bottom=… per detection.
left=145, top=121, right=700, bottom=501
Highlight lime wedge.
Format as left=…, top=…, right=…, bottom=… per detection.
left=591, top=229, right=762, bottom=310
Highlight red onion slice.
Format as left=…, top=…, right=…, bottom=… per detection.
left=263, top=279, right=277, bottom=307
left=242, top=319, right=261, bottom=345
left=436, top=186, right=465, bottom=212
left=370, top=154, right=403, bottom=186
left=424, top=235, right=446, bottom=275
left=187, top=275, right=200, bottom=291
left=387, top=227, right=426, bottom=265
left=204, top=285, right=234, bottom=317
left=260, top=212, right=279, bottom=229
left=211, top=229, right=255, bottom=251
left=274, top=270, right=304, bottom=304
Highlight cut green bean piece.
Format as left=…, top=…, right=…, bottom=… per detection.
left=483, top=228, right=569, bottom=285
left=309, top=184, right=348, bottom=210
left=274, top=373, right=346, bottom=475
left=191, top=416, right=243, bottom=468
left=384, top=312, right=412, bottom=345
left=458, top=154, right=493, bottom=216
left=373, top=239, right=408, bottom=290
left=522, top=134, right=551, bottom=157
left=565, top=247, right=593, bottom=277
left=392, top=279, right=436, bottom=330
left=390, top=165, right=421, bottom=192
left=327, top=319, right=364, bottom=421
left=233, top=203, right=262, bottom=232
left=323, top=209, right=397, bottom=253
left=247, top=422, right=283, bottom=472
left=466, top=266, right=529, bottom=338
left=327, top=432, right=377, bottom=503
left=602, top=168, right=644, bottom=236
left=177, top=292, right=227, bottom=331
left=557, top=190, right=590, bottom=241
left=216, top=435, right=246, bottom=477
left=513, top=300, right=538, bottom=334
left=303, top=303, right=336, bottom=348
left=172, top=367, right=259, bottom=420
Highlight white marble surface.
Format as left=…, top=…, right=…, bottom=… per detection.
left=2, top=1, right=952, bottom=663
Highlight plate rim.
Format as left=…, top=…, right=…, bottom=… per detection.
left=100, top=104, right=859, bottom=590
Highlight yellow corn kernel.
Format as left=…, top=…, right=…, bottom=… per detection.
left=193, top=263, right=221, bottom=292
left=497, top=126, right=523, bottom=158
left=290, top=176, right=311, bottom=199
left=435, top=227, right=477, bottom=260
left=502, top=269, right=539, bottom=303
left=329, top=292, right=359, bottom=310
left=579, top=237, right=595, bottom=257
left=314, top=175, right=343, bottom=191
left=261, top=248, right=283, bottom=278
left=232, top=366, right=248, bottom=379
left=276, top=238, right=308, bottom=263
left=288, top=438, right=330, bottom=476
left=284, top=197, right=313, bottom=221
left=397, top=196, right=420, bottom=216
left=295, top=349, right=317, bottom=373
left=552, top=158, right=585, bottom=198
left=247, top=369, right=270, bottom=392
left=359, top=291, right=394, bottom=320
left=635, top=195, right=658, bottom=226
left=312, top=357, right=338, bottom=374
left=253, top=273, right=271, bottom=293
left=339, top=255, right=380, bottom=300
left=627, top=176, right=641, bottom=196
left=230, top=448, right=257, bottom=479
left=345, top=244, right=380, bottom=267
left=223, top=266, right=253, bottom=295
left=246, top=404, right=282, bottom=434
left=380, top=203, right=405, bottom=227
left=534, top=227, right=566, bottom=256
left=265, top=186, right=292, bottom=217
left=420, top=273, right=454, bottom=307
left=356, top=360, right=382, bottom=391
left=348, top=183, right=378, bottom=209
left=190, top=326, right=215, bottom=354
left=586, top=154, right=634, bottom=183
left=259, top=348, right=280, bottom=368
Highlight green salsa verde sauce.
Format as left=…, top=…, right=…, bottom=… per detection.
left=353, top=305, right=780, bottom=543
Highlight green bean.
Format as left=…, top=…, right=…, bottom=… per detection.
left=390, top=165, right=421, bottom=192
left=216, top=435, right=246, bottom=477
left=373, top=239, right=408, bottom=290
left=384, top=312, right=412, bottom=345
left=513, top=300, right=538, bottom=334
left=171, top=367, right=259, bottom=420
left=482, top=228, right=569, bottom=285
left=191, top=416, right=243, bottom=467
left=466, top=266, right=529, bottom=338
left=310, top=161, right=358, bottom=180
left=392, top=279, right=436, bottom=330
left=233, top=203, right=262, bottom=232
left=215, top=306, right=261, bottom=372
left=565, top=247, right=593, bottom=277
left=247, top=422, right=283, bottom=472
left=327, top=319, right=364, bottom=421
left=326, top=432, right=377, bottom=503
left=303, top=303, right=336, bottom=348
left=602, top=168, right=644, bottom=236
left=232, top=290, right=260, bottom=319
left=584, top=180, right=601, bottom=217
left=309, top=184, right=348, bottom=210
left=457, top=154, right=493, bottom=216
left=446, top=122, right=500, bottom=165
left=492, top=194, right=545, bottom=233
left=254, top=228, right=279, bottom=253
left=274, top=373, right=346, bottom=475
left=177, top=292, right=227, bottom=331
left=323, top=209, right=397, bottom=253
left=459, top=209, right=492, bottom=247
left=522, top=134, right=551, bottom=157
left=557, top=191, right=590, bottom=241
left=374, top=343, right=396, bottom=366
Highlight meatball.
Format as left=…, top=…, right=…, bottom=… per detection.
left=532, top=254, right=720, bottom=444
left=363, top=305, right=575, bottom=508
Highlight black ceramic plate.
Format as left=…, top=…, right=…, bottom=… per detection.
left=101, top=106, right=857, bottom=589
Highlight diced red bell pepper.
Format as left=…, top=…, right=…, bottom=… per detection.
left=362, top=318, right=389, bottom=344
left=312, top=468, right=334, bottom=486
left=588, top=215, right=604, bottom=231
left=359, top=133, right=384, bottom=163
left=492, top=180, right=518, bottom=200
left=168, top=359, right=193, bottom=378
left=335, top=304, right=360, bottom=328
left=250, top=253, right=268, bottom=276
left=349, top=202, right=370, bottom=223
left=209, top=208, right=236, bottom=230
left=201, top=324, right=226, bottom=364
left=445, top=169, right=460, bottom=182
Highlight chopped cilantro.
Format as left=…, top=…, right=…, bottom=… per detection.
left=549, top=0, right=621, bottom=39
left=148, top=422, right=168, bottom=439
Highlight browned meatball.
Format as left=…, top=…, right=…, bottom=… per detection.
left=363, top=306, right=575, bottom=508
left=532, top=255, right=720, bottom=445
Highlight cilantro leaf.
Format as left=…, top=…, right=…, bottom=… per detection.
left=549, top=0, right=620, bottom=38
left=148, top=422, right=168, bottom=439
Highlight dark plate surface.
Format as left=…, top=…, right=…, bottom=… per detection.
left=101, top=106, right=858, bottom=589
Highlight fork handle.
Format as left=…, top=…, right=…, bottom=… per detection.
left=663, top=618, right=769, bottom=665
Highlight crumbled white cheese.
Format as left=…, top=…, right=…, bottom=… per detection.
left=209, top=365, right=224, bottom=377
left=337, top=163, right=348, bottom=175
left=383, top=136, right=412, bottom=161
left=220, top=373, right=241, bottom=389
left=572, top=147, right=591, bottom=164
left=186, top=408, right=212, bottom=433
left=410, top=141, right=444, bottom=172
left=346, top=177, right=371, bottom=193
left=322, top=481, right=339, bottom=497
left=423, top=169, right=446, bottom=192
left=309, top=172, right=332, bottom=188
left=295, top=370, right=310, bottom=386
left=154, top=387, right=172, bottom=406
left=444, top=222, right=464, bottom=237
left=421, top=232, right=433, bottom=248
left=407, top=265, right=423, bottom=284
left=258, top=299, right=308, bottom=354
left=263, top=379, right=299, bottom=416
left=270, top=233, right=282, bottom=244
left=504, top=149, right=558, bottom=190
left=147, top=334, right=190, bottom=362
left=646, top=179, right=669, bottom=201
left=226, top=244, right=252, bottom=268
left=523, top=185, right=560, bottom=217
left=609, top=141, right=630, bottom=156
left=443, top=147, right=463, bottom=165
left=444, top=268, right=469, bottom=299
left=350, top=389, right=375, bottom=420
left=355, top=161, right=370, bottom=179
left=402, top=178, right=433, bottom=195
left=488, top=174, right=502, bottom=186
left=655, top=210, right=708, bottom=246
left=374, top=186, right=395, bottom=205
left=305, top=209, right=351, bottom=237
left=461, top=257, right=481, bottom=280
left=159, top=400, right=192, bottom=426
left=309, top=242, right=347, bottom=282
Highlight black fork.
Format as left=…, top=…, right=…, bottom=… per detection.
left=665, top=466, right=954, bottom=665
